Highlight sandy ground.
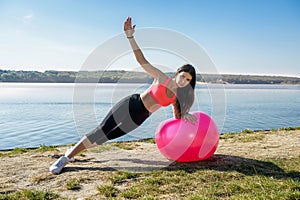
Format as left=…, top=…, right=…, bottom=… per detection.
left=0, top=129, right=299, bottom=199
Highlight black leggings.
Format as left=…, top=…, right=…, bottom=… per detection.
left=86, top=94, right=151, bottom=144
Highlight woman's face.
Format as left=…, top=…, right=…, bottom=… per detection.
left=175, top=71, right=193, bottom=88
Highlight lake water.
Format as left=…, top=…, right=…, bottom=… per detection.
left=0, top=83, right=299, bottom=150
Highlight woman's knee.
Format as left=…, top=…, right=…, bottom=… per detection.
left=86, top=128, right=108, bottom=145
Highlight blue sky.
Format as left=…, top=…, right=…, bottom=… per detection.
left=0, top=0, right=299, bottom=77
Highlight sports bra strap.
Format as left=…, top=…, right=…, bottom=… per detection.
left=162, top=77, right=171, bottom=86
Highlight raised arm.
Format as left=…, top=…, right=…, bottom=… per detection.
left=124, top=17, right=163, bottom=79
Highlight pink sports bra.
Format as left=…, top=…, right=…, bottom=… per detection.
left=148, top=78, right=176, bottom=106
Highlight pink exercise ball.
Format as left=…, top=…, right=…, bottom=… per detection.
left=155, top=112, right=219, bottom=162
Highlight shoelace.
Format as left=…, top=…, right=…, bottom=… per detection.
left=56, top=157, right=67, bottom=167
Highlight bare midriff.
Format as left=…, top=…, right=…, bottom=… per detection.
left=140, top=87, right=176, bottom=113
left=140, top=91, right=161, bottom=113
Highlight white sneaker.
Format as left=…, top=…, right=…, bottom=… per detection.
left=49, top=156, right=70, bottom=174
left=65, top=146, right=75, bottom=162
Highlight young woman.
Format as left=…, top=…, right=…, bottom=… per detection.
left=50, top=17, right=197, bottom=174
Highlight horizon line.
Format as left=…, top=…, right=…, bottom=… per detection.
left=0, top=68, right=299, bottom=79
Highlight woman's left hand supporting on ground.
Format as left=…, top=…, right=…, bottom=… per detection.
left=183, top=113, right=198, bottom=124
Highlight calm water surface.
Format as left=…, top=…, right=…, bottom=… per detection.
left=0, top=83, right=299, bottom=150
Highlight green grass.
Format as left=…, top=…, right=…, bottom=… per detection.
left=111, top=141, right=140, bottom=150
left=108, top=171, right=140, bottom=184
left=92, top=127, right=300, bottom=199
left=91, top=139, right=155, bottom=153
left=33, top=145, right=57, bottom=152
left=65, top=178, right=81, bottom=190
left=97, top=185, right=119, bottom=198
left=138, top=138, right=156, bottom=144
left=220, top=127, right=300, bottom=143
left=0, top=145, right=58, bottom=157
left=95, top=157, right=300, bottom=199
left=0, top=189, right=59, bottom=200
left=279, top=126, right=300, bottom=131
left=220, top=129, right=271, bottom=142
left=89, top=143, right=114, bottom=153
left=1, top=128, right=299, bottom=199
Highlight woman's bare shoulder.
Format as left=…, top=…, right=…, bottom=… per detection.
left=155, top=73, right=170, bottom=84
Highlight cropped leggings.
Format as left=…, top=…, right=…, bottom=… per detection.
left=86, top=94, right=151, bottom=144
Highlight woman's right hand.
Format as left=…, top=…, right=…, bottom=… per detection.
left=124, top=17, right=136, bottom=38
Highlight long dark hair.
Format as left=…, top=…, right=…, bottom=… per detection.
left=173, top=64, right=196, bottom=119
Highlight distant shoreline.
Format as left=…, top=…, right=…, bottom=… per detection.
left=1, top=69, right=300, bottom=84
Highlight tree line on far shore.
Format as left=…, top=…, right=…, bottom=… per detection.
left=0, top=69, right=299, bottom=84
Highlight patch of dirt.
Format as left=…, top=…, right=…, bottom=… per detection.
left=0, top=130, right=299, bottom=199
